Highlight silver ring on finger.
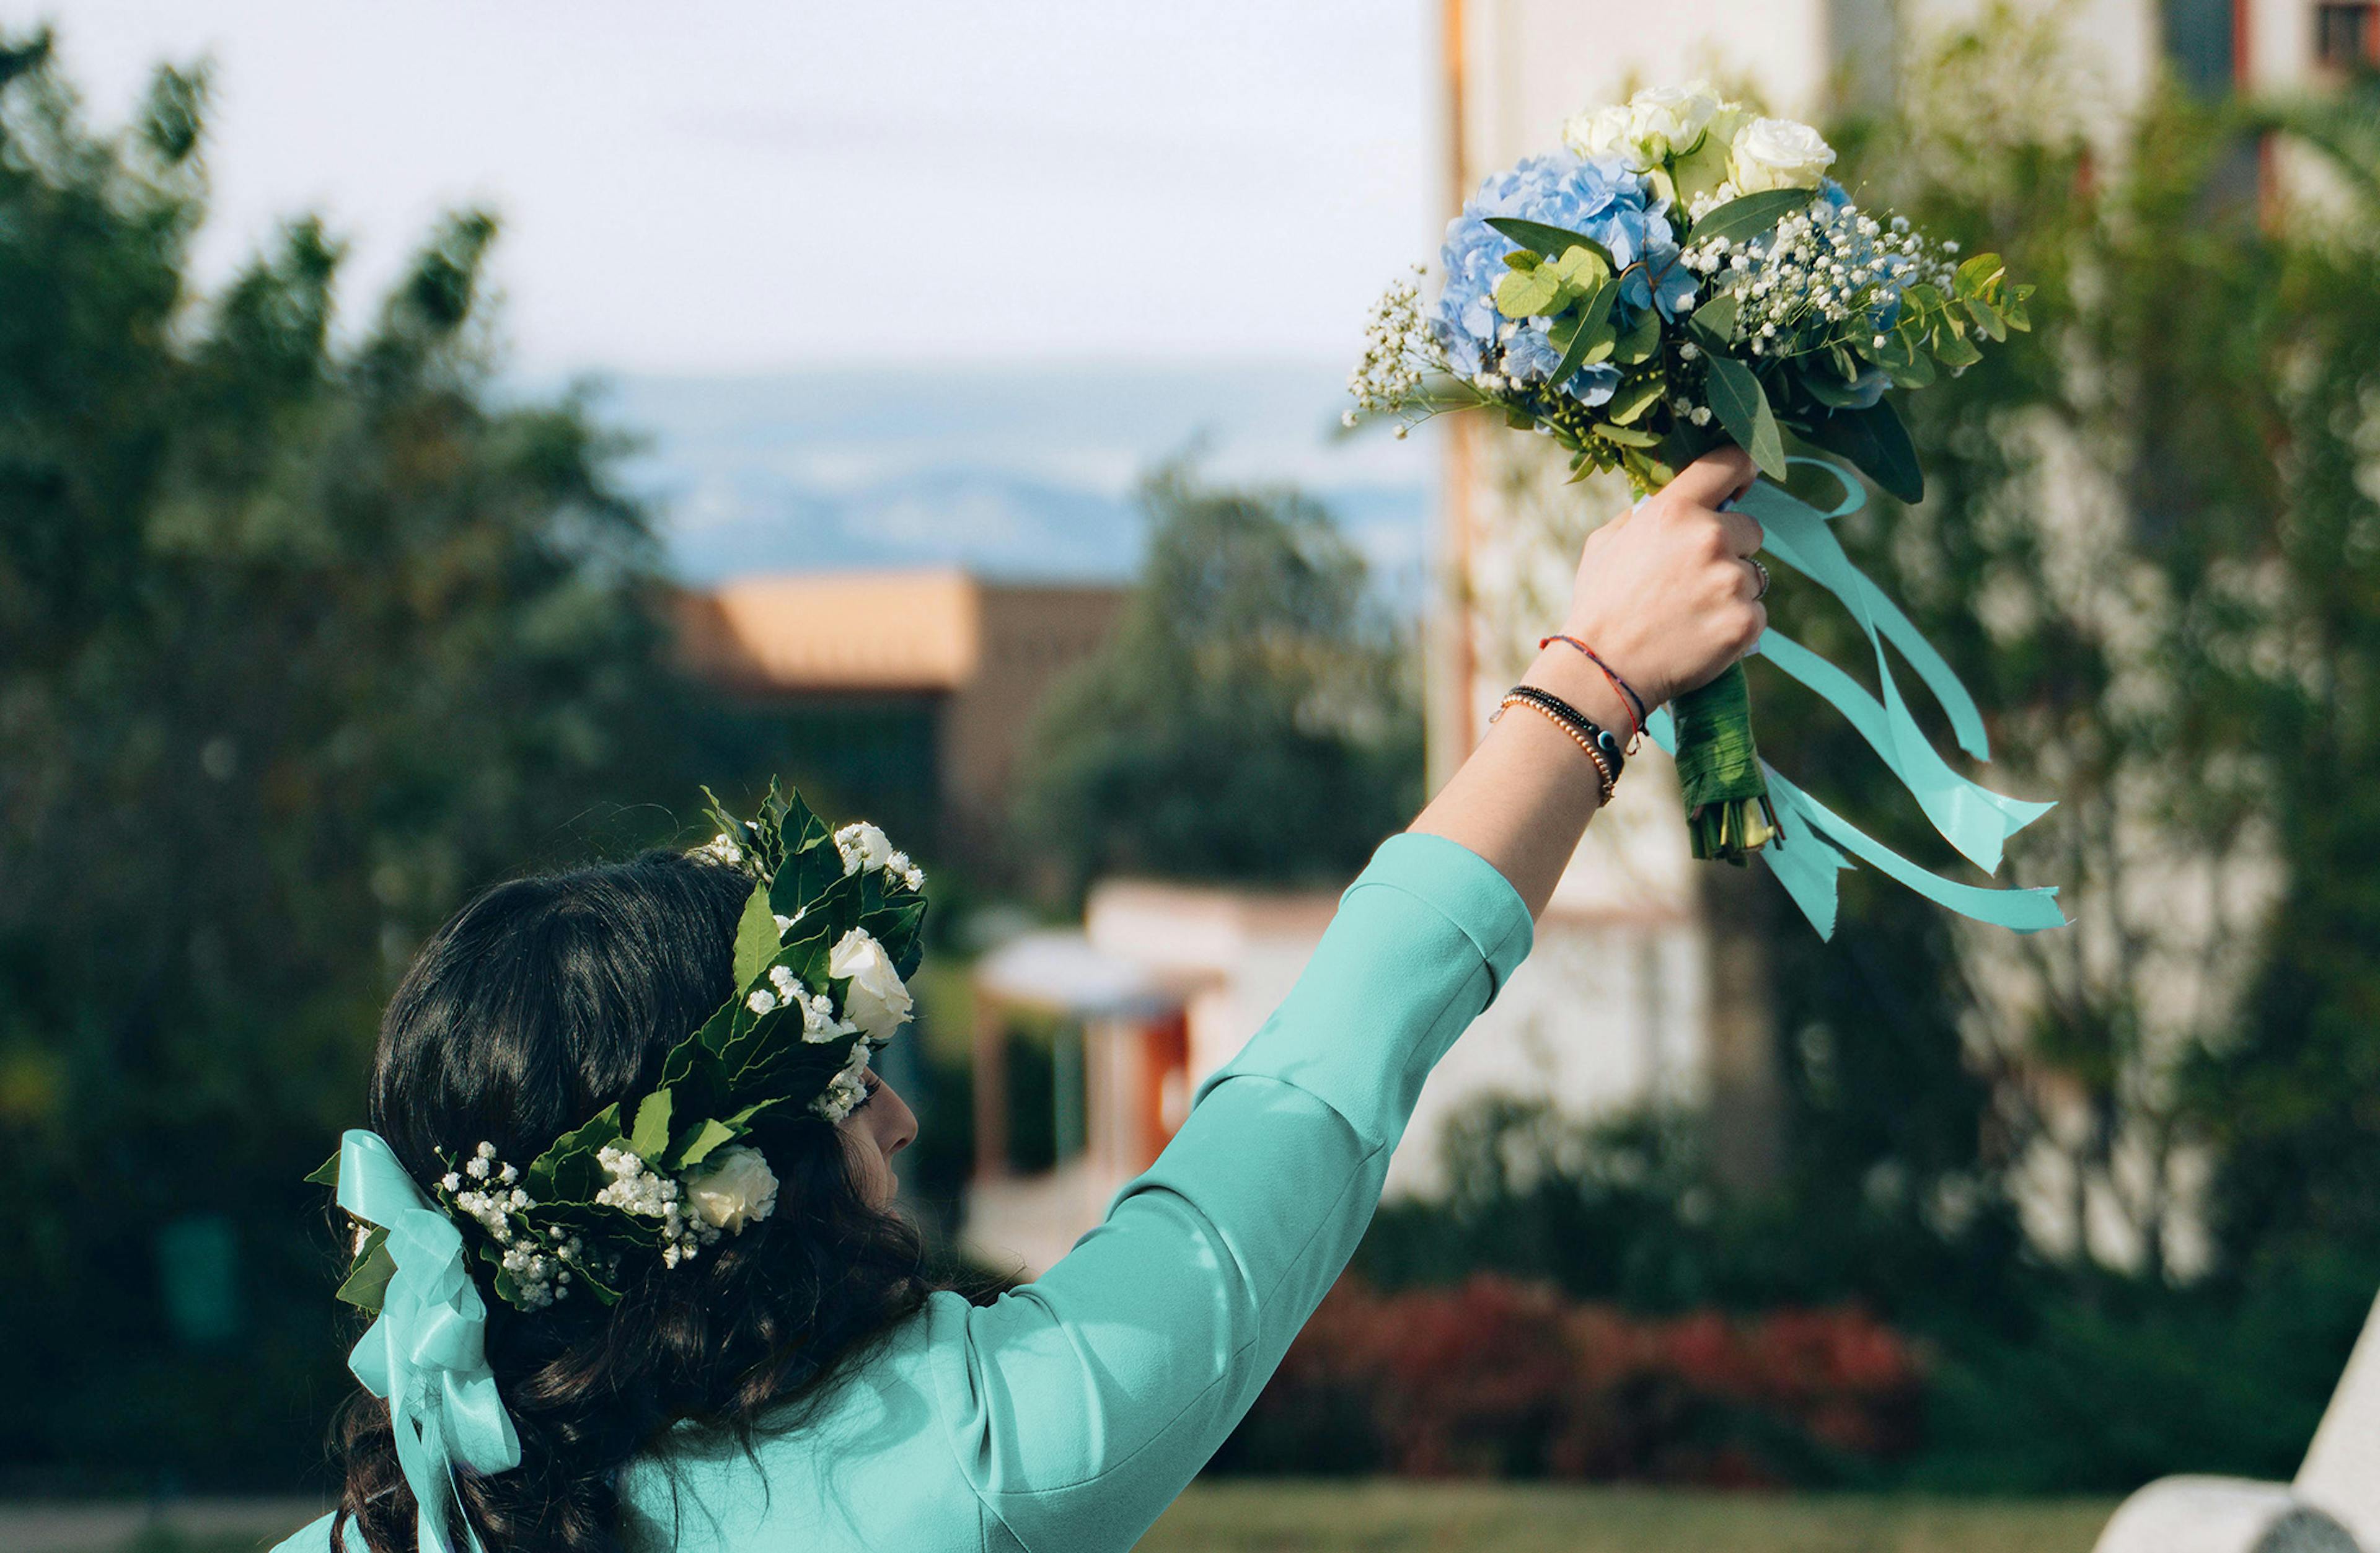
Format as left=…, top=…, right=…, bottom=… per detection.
left=1748, top=557, right=1771, bottom=602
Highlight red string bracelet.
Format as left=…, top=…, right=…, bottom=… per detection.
left=1538, top=634, right=1647, bottom=750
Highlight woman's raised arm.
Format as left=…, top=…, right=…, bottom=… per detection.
left=1411, top=444, right=1764, bottom=913
left=923, top=447, right=1767, bottom=1553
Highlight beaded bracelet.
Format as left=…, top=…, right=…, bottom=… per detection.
left=1491, top=689, right=1620, bottom=806
left=1502, top=684, right=1626, bottom=785
left=1537, top=635, right=1648, bottom=752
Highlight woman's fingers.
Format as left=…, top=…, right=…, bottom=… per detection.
left=1716, top=507, right=1765, bottom=558
left=1664, top=446, right=1758, bottom=510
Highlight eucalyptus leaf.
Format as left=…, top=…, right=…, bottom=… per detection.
left=1956, top=252, right=2007, bottom=292
left=1684, top=187, right=1816, bottom=249
left=1888, top=345, right=1937, bottom=389
left=1703, top=354, right=1787, bottom=478
left=1484, top=216, right=1618, bottom=272
left=1611, top=306, right=1662, bottom=367
left=304, top=1152, right=340, bottom=1189
left=1551, top=283, right=1618, bottom=381
left=1801, top=398, right=1924, bottom=503
left=1593, top=422, right=1660, bottom=447
left=1933, top=326, right=1984, bottom=370
left=1689, top=291, right=1739, bottom=345
left=1801, top=366, right=1876, bottom=409
left=1548, top=244, right=1612, bottom=289
left=1603, top=374, right=1665, bottom=426
left=1494, top=265, right=1562, bottom=319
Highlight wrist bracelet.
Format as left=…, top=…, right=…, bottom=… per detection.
left=1502, top=684, right=1626, bottom=784
left=1491, top=688, right=1620, bottom=806
left=1538, top=635, right=1648, bottom=751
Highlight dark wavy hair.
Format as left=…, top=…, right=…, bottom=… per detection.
left=330, top=849, right=932, bottom=1553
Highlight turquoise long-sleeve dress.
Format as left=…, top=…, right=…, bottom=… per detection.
left=273, top=830, right=1532, bottom=1553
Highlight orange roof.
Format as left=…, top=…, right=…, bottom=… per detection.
left=677, top=569, right=984, bottom=693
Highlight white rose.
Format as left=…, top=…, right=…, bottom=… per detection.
left=684, top=1145, right=778, bottom=1233
left=1729, top=116, right=1835, bottom=193
left=828, top=928, right=913, bottom=1042
left=1626, top=82, right=1720, bottom=161
left=1561, top=103, right=1641, bottom=166
left=835, top=821, right=894, bottom=875
left=1673, top=102, right=1751, bottom=205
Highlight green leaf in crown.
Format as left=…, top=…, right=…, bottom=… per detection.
left=309, top=780, right=930, bottom=1313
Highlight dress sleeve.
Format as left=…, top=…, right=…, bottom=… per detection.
left=928, top=831, right=1533, bottom=1553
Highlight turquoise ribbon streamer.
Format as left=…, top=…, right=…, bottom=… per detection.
left=335, top=1129, right=521, bottom=1553
left=1643, top=457, right=2065, bottom=939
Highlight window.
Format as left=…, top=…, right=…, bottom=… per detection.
left=2163, top=0, right=2235, bottom=95
left=2317, top=2, right=2380, bottom=68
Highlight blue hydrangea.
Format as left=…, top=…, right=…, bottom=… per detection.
left=1432, top=151, right=1695, bottom=396
left=1501, top=322, right=1622, bottom=405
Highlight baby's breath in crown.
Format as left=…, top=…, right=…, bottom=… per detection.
left=313, top=781, right=930, bottom=1316
left=438, top=1142, right=600, bottom=1311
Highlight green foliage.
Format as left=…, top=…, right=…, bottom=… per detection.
left=311, top=782, right=929, bottom=1313
left=1685, top=187, right=1817, bottom=248
left=2174, top=68, right=2380, bottom=1269
left=0, top=31, right=722, bottom=1484
left=1701, top=353, right=1785, bottom=477
left=1357, top=1098, right=2379, bottom=1490
left=1377, top=12, right=2380, bottom=1492
left=1802, top=25, right=2380, bottom=1289
left=1012, top=464, right=1422, bottom=894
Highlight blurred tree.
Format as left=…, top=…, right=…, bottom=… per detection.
left=1357, top=9, right=2380, bottom=1489
left=1781, top=12, right=2286, bottom=1285
left=1013, top=463, right=1422, bottom=895
left=2188, top=66, right=2380, bottom=1270
left=0, top=32, right=704, bottom=1485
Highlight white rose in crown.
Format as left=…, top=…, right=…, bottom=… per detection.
left=685, top=1145, right=780, bottom=1233
left=835, top=821, right=894, bottom=874
left=1562, top=102, right=1640, bottom=165
left=1729, top=115, right=1835, bottom=193
left=829, top=927, right=913, bottom=1042
left=1625, top=82, right=1720, bottom=161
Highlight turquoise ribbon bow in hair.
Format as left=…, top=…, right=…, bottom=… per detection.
left=334, top=1128, right=522, bottom=1553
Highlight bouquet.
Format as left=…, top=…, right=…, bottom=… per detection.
left=1353, top=84, right=2061, bottom=933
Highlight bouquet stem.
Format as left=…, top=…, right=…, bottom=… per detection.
left=1668, top=661, right=1779, bottom=864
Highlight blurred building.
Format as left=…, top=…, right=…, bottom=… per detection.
left=677, top=570, right=1122, bottom=859
left=964, top=869, right=1704, bottom=1277
left=953, top=0, right=2363, bottom=1279
left=1432, top=0, right=2347, bottom=1278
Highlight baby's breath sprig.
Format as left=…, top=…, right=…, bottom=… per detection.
left=1346, top=264, right=1436, bottom=439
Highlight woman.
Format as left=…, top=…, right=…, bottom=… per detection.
left=275, top=447, right=1765, bottom=1553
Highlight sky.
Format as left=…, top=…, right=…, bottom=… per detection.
left=29, top=1, right=1440, bottom=375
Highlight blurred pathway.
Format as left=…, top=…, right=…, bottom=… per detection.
left=0, top=1498, right=324, bottom=1553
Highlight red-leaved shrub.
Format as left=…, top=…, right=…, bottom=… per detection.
left=1222, top=1275, right=1926, bottom=1485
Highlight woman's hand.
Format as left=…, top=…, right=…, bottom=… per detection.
left=1409, top=446, right=1768, bottom=917
left=1559, top=446, right=1765, bottom=713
